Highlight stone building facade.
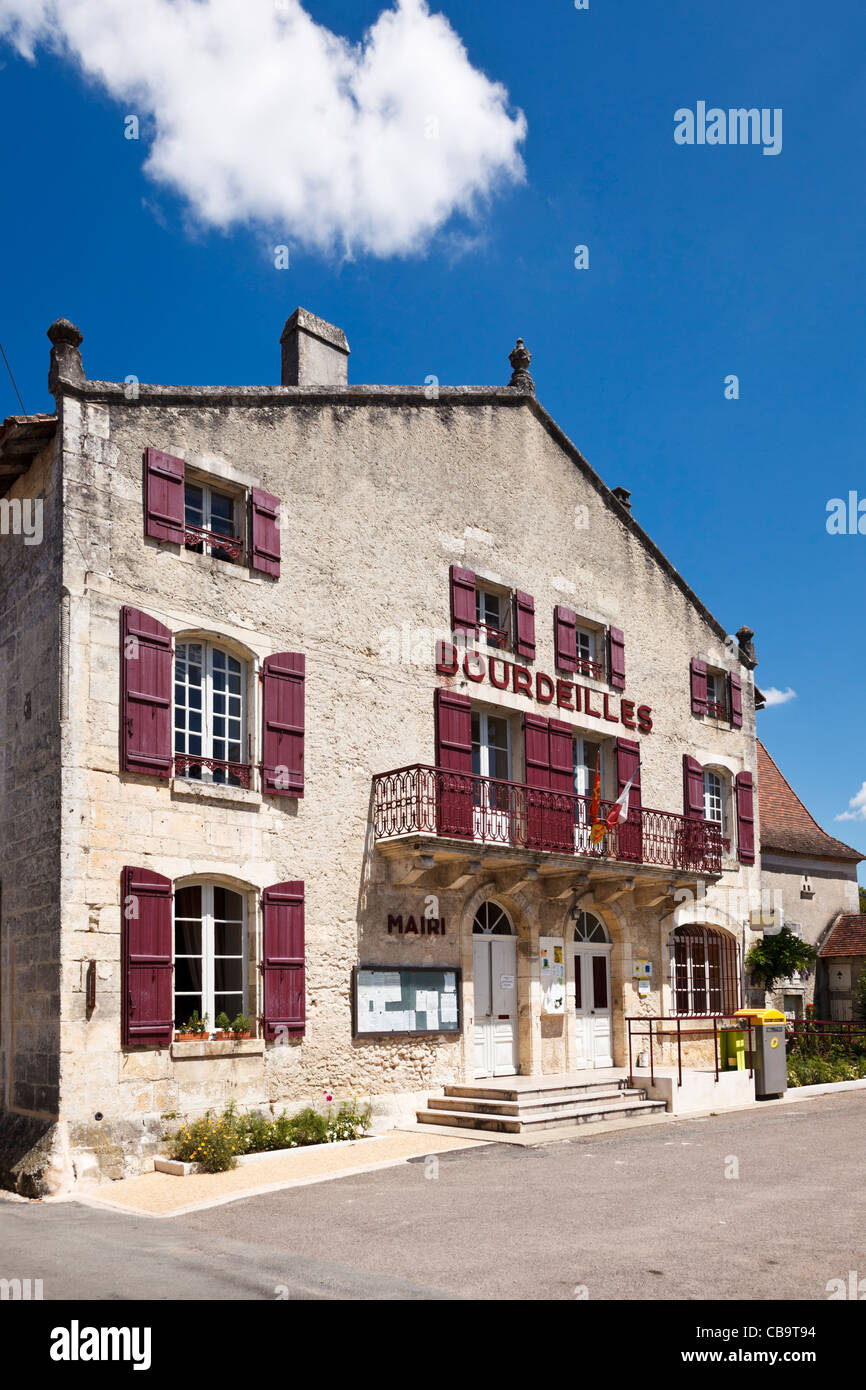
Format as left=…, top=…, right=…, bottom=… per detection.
left=756, top=741, right=862, bottom=1016
left=1, top=308, right=771, bottom=1192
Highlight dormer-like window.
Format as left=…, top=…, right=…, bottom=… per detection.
left=184, top=480, right=242, bottom=563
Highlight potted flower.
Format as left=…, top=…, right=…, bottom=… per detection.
left=175, top=1010, right=208, bottom=1043
left=231, top=1013, right=251, bottom=1040
left=214, top=1011, right=232, bottom=1041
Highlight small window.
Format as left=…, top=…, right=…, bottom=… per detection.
left=174, top=641, right=249, bottom=786
left=703, top=770, right=726, bottom=830
left=475, top=585, right=510, bottom=649
left=705, top=670, right=730, bottom=721
left=184, top=480, right=242, bottom=563
left=574, top=911, right=609, bottom=943
left=174, top=882, right=247, bottom=1028
left=473, top=901, right=514, bottom=935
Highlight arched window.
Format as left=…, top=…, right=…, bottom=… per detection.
left=174, top=883, right=247, bottom=1029
left=702, top=769, right=728, bottom=832
left=573, top=911, right=609, bottom=943
left=671, top=925, right=740, bottom=1016
left=473, top=902, right=515, bottom=935
left=175, top=640, right=248, bottom=786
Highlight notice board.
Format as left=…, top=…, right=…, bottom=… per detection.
left=353, top=966, right=461, bottom=1037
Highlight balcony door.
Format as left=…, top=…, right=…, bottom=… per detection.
left=471, top=710, right=512, bottom=844
left=472, top=902, right=519, bottom=1077
left=573, top=911, right=613, bottom=1068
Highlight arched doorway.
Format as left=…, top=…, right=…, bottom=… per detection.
left=573, top=910, right=613, bottom=1068
left=472, top=901, right=518, bottom=1077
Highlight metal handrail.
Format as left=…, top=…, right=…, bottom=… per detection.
left=626, top=1013, right=755, bottom=1088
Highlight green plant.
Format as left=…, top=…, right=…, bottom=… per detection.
left=746, top=928, right=817, bottom=994
left=287, top=1106, right=330, bottom=1146
left=855, top=967, right=866, bottom=1022
left=215, top=1011, right=231, bottom=1033
left=168, top=1111, right=238, bottom=1172
left=787, top=1050, right=866, bottom=1087
left=326, top=1098, right=373, bottom=1142
left=231, top=1013, right=250, bottom=1034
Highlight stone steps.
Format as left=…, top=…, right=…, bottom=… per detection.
left=416, top=1079, right=667, bottom=1134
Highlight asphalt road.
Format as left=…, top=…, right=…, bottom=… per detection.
left=2, top=1091, right=865, bottom=1300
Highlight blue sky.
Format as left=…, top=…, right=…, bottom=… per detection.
left=1, top=0, right=864, bottom=871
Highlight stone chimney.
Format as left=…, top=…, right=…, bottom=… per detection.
left=612, top=486, right=631, bottom=511
left=280, top=308, right=349, bottom=387
left=47, top=318, right=85, bottom=394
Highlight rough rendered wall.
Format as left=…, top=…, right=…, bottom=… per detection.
left=56, top=385, right=762, bottom=1179
left=0, top=438, right=64, bottom=1192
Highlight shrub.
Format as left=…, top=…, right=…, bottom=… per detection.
left=168, top=1111, right=239, bottom=1172
left=287, top=1106, right=330, bottom=1146
left=788, top=1051, right=866, bottom=1087
left=327, top=1099, right=373, bottom=1142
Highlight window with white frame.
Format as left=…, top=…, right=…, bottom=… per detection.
left=705, top=669, right=729, bottom=720
left=184, top=479, right=242, bottom=562
left=174, top=882, right=247, bottom=1029
left=475, top=585, right=509, bottom=649
left=702, top=769, right=726, bottom=831
left=472, top=710, right=511, bottom=783
left=174, top=641, right=248, bottom=786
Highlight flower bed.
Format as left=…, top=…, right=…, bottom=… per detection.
left=165, top=1095, right=372, bottom=1173
left=788, top=1052, right=866, bottom=1087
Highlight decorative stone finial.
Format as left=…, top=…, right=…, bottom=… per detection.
left=508, top=337, right=534, bottom=393
left=47, top=318, right=85, bottom=394
left=736, top=625, right=757, bottom=666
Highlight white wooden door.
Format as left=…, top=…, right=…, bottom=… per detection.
left=573, top=948, right=613, bottom=1068
left=473, top=935, right=518, bottom=1077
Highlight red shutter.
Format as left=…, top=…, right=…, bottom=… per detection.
left=729, top=673, right=743, bottom=728
left=262, top=652, right=305, bottom=797
left=262, top=881, right=305, bottom=1040
left=548, top=717, right=575, bottom=852
left=690, top=658, right=708, bottom=716
left=251, top=487, right=281, bottom=577
left=735, top=771, right=755, bottom=864
left=608, top=627, right=626, bottom=690
left=554, top=605, right=578, bottom=672
left=434, top=687, right=473, bottom=838
left=525, top=713, right=550, bottom=849
left=514, top=591, right=536, bottom=661
left=683, top=755, right=704, bottom=818
left=144, top=447, right=185, bottom=544
left=120, top=606, right=173, bottom=778
left=449, top=565, right=476, bottom=638
left=680, top=756, right=709, bottom=870
left=615, top=737, right=642, bottom=861
left=121, top=866, right=173, bottom=1047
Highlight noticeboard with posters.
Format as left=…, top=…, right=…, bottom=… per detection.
left=353, top=966, right=461, bottom=1037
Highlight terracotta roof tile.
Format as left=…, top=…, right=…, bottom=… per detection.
left=757, top=741, right=863, bottom=862
left=819, top=915, right=866, bottom=957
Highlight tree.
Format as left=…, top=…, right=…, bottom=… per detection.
left=859, top=885, right=866, bottom=914
left=746, top=928, right=818, bottom=994
left=855, top=966, right=866, bottom=1022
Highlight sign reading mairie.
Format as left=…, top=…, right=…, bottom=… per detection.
left=388, top=914, right=447, bottom=936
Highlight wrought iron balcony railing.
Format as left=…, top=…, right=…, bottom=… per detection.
left=174, top=754, right=252, bottom=789
left=372, top=765, right=723, bottom=873
left=183, top=524, right=242, bottom=562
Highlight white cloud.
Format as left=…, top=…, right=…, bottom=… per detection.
left=0, top=0, right=526, bottom=257
left=761, top=686, right=797, bottom=707
left=836, top=782, right=866, bottom=822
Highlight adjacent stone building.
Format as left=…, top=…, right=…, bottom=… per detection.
left=756, top=741, right=863, bottom=1016
left=1, top=308, right=777, bottom=1190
